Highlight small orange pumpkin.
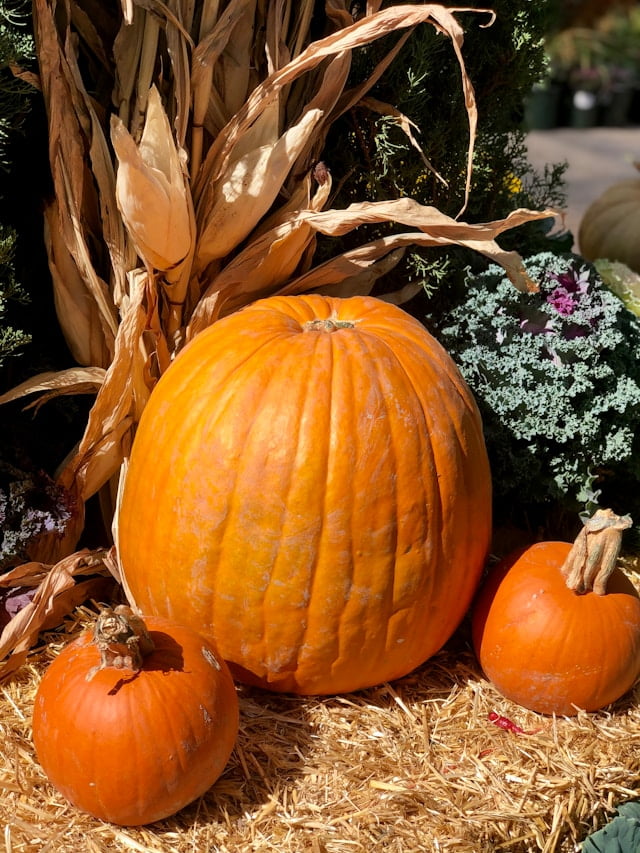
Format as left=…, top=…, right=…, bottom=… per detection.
left=472, top=510, right=640, bottom=715
left=32, top=606, right=239, bottom=825
left=118, top=293, right=492, bottom=695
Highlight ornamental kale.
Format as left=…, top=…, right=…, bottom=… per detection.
left=581, top=800, right=640, bottom=853
left=0, top=462, right=75, bottom=570
left=432, top=252, right=640, bottom=514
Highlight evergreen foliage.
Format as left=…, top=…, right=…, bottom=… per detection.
left=0, top=223, right=29, bottom=361
left=0, top=0, right=35, bottom=164
left=321, top=0, right=569, bottom=296
left=0, top=0, right=35, bottom=370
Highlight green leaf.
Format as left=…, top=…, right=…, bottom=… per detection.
left=581, top=801, right=640, bottom=853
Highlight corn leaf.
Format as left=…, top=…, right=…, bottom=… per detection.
left=0, top=368, right=106, bottom=407
left=0, top=550, right=114, bottom=682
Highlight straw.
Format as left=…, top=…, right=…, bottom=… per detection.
left=2, top=562, right=639, bottom=852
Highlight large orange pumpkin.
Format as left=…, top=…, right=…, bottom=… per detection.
left=32, top=607, right=239, bottom=825
left=472, top=510, right=640, bottom=715
left=118, top=294, right=492, bottom=694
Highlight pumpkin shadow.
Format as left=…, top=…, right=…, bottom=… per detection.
left=145, top=630, right=185, bottom=672
left=156, top=622, right=484, bottom=834
left=106, top=632, right=185, bottom=695
left=140, top=620, right=640, bottom=843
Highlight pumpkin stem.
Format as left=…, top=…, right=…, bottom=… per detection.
left=86, top=605, right=155, bottom=681
left=560, top=508, right=632, bottom=595
left=303, top=317, right=356, bottom=332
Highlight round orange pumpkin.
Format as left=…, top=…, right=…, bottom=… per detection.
left=118, top=293, right=492, bottom=695
left=472, top=510, right=640, bottom=715
left=32, top=607, right=239, bottom=825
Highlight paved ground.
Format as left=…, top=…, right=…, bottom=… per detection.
left=525, top=126, right=640, bottom=251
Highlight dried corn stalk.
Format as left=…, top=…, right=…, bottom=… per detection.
left=0, top=0, right=558, bottom=674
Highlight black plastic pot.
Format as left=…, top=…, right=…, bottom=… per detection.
left=524, top=83, right=562, bottom=129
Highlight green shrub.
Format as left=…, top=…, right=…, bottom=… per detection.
left=321, top=0, right=569, bottom=294
left=0, top=223, right=29, bottom=367
left=0, top=0, right=36, bottom=369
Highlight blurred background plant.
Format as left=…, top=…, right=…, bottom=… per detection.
left=0, top=225, right=29, bottom=371
left=528, top=1, right=640, bottom=129
left=0, top=461, right=75, bottom=570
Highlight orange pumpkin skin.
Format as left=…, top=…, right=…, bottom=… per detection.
left=118, top=294, right=492, bottom=695
left=32, top=617, right=239, bottom=825
left=471, top=542, right=640, bottom=715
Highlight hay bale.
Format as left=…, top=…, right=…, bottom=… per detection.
left=1, top=571, right=640, bottom=852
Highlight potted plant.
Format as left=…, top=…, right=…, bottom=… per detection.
left=567, top=65, right=602, bottom=127
left=599, top=64, right=636, bottom=126
left=524, top=75, right=564, bottom=130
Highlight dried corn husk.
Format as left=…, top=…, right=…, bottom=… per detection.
left=0, top=551, right=114, bottom=681
left=188, top=202, right=554, bottom=333
left=194, top=107, right=326, bottom=273
left=44, top=202, right=115, bottom=368
left=112, top=86, right=193, bottom=280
